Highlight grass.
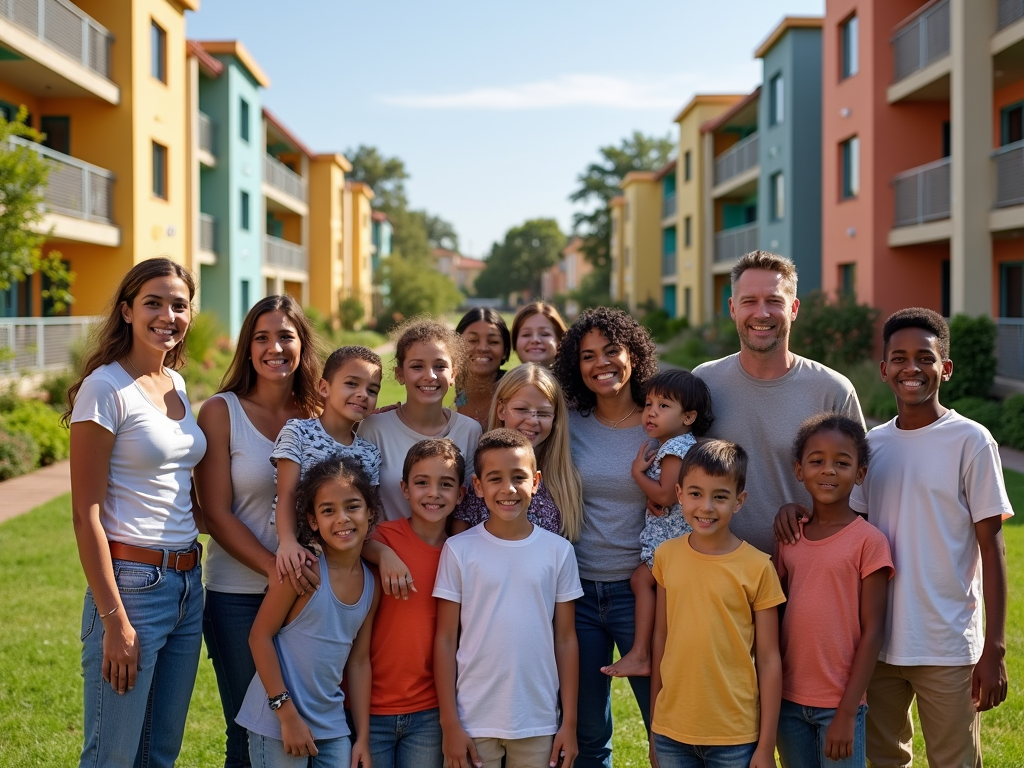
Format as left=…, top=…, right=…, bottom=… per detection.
left=4, top=476, right=1021, bottom=766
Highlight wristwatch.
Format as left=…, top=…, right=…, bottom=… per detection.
left=268, top=691, right=291, bottom=711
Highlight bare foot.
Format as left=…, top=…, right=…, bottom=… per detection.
left=600, top=648, right=651, bottom=678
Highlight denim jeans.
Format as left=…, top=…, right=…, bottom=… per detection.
left=248, top=732, right=351, bottom=768
left=776, top=699, right=867, bottom=768
left=576, top=578, right=652, bottom=768
left=204, top=590, right=265, bottom=768
left=369, top=708, right=443, bottom=768
left=652, top=733, right=757, bottom=768
left=79, top=558, right=204, bottom=768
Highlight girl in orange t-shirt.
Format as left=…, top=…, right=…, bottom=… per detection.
left=775, top=414, right=893, bottom=768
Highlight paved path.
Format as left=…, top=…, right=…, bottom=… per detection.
left=0, top=459, right=70, bottom=524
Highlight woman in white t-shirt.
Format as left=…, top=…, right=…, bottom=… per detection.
left=65, top=258, right=208, bottom=768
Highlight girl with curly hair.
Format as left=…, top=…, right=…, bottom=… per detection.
left=552, top=307, right=659, bottom=768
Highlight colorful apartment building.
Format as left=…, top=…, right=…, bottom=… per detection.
left=370, top=211, right=393, bottom=317
left=609, top=196, right=626, bottom=303
left=343, top=181, right=374, bottom=319
left=619, top=170, right=662, bottom=313
left=0, top=0, right=197, bottom=317
left=307, top=152, right=352, bottom=325
left=540, top=235, right=593, bottom=317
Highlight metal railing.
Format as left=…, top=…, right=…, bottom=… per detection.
left=661, top=251, right=677, bottom=277
left=199, top=213, right=216, bottom=253
left=892, top=157, right=950, bottom=227
left=892, top=0, right=950, bottom=83
left=10, top=134, right=113, bottom=223
left=198, top=112, right=215, bottom=157
left=0, top=0, right=112, bottom=79
left=994, top=140, right=1024, bottom=208
left=263, top=234, right=307, bottom=272
left=662, top=193, right=677, bottom=220
left=714, top=133, right=759, bottom=187
left=714, top=223, right=758, bottom=263
left=263, top=154, right=307, bottom=203
left=0, top=315, right=97, bottom=374
left=998, top=0, right=1024, bottom=30
left=997, top=318, right=1024, bottom=380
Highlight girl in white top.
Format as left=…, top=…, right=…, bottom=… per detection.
left=359, top=319, right=481, bottom=524
left=194, top=294, right=324, bottom=768
left=65, top=258, right=207, bottom=768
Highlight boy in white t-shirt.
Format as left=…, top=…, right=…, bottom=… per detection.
left=434, top=428, right=583, bottom=768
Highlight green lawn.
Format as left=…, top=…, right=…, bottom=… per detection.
left=2, top=471, right=1022, bottom=766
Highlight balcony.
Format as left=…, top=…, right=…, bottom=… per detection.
left=198, top=213, right=216, bottom=260
left=198, top=112, right=216, bottom=166
left=999, top=0, right=1024, bottom=31
left=661, top=251, right=677, bottom=278
left=997, top=318, right=1024, bottom=380
left=892, top=157, right=950, bottom=227
left=263, top=154, right=308, bottom=213
left=994, top=140, right=1024, bottom=209
left=0, top=0, right=117, bottom=103
left=714, top=133, right=759, bottom=189
left=662, top=193, right=677, bottom=220
left=888, top=0, right=950, bottom=102
left=714, top=223, right=758, bottom=264
left=263, top=234, right=307, bottom=272
left=0, top=315, right=99, bottom=375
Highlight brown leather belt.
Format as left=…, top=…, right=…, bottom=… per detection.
left=109, top=541, right=202, bottom=572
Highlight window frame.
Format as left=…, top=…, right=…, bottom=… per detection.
left=152, top=141, right=168, bottom=199
left=841, top=136, right=860, bottom=200
left=683, top=150, right=692, bottom=182
left=770, top=171, right=785, bottom=221
left=240, top=97, right=250, bottom=142
left=769, top=73, right=784, bottom=127
left=241, top=190, right=251, bottom=231
left=841, top=15, right=859, bottom=79
left=151, top=20, right=167, bottom=84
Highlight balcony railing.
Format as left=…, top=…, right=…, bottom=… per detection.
left=714, top=133, right=759, bottom=187
left=198, top=112, right=215, bottom=157
left=994, top=140, right=1024, bottom=208
left=199, top=213, right=216, bottom=253
left=997, top=318, right=1024, bottom=380
left=264, top=154, right=307, bottom=203
left=998, top=0, right=1024, bottom=30
left=892, top=0, right=950, bottom=83
left=0, top=315, right=98, bottom=375
left=662, top=251, right=677, bottom=277
left=0, top=0, right=112, bottom=79
left=263, top=234, right=307, bottom=272
left=662, top=193, right=677, bottom=220
left=10, top=134, right=113, bottom=223
left=892, top=157, right=951, bottom=227
left=714, top=223, right=758, bottom=263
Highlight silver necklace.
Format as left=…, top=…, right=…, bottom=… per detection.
left=122, top=355, right=168, bottom=379
left=593, top=403, right=637, bottom=429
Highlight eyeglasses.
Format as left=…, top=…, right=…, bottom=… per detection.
left=509, top=406, right=555, bottom=422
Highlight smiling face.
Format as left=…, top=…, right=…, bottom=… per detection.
left=121, top=275, right=191, bottom=357
left=795, top=429, right=866, bottom=507
left=496, top=383, right=555, bottom=448
left=320, top=358, right=382, bottom=423
left=643, top=393, right=696, bottom=441
left=308, top=478, right=370, bottom=554
left=516, top=313, right=560, bottom=366
left=401, top=455, right=466, bottom=525
left=250, top=309, right=301, bottom=384
left=579, top=328, right=633, bottom=399
left=729, top=268, right=799, bottom=356
left=461, top=320, right=506, bottom=379
left=473, top=445, right=540, bottom=524
left=880, top=326, right=951, bottom=410
left=677, top=467, right=746, bottom=544
left=396, top=340, right=456, bottom=406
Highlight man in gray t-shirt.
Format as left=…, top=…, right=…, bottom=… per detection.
left=693, top=251, right=863, bottom=555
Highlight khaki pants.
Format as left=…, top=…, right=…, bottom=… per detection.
left=473, top=735, right=555, bottom=768
left=866, top=661, right=981, bottom=768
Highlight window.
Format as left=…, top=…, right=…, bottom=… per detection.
left=241, top=191, right=250, bottom=230
left=684, top=216, right=692, bottom=248
left=684, top=287, right=692, bottom=320
left=841, top=137, right=859, bottom=199
left=684, top=150, right=692, bottom=182
left=769, top=74, right=784, bottom=126
left=40, top=116, right=70, bottom=155
left=1001, top=263, right=1024, bottom=317
left=942, top=121, right=951, bottom=157
left=770, top=172, right=784, bottom=221
left=841, top=15, right=859, bottom=78
left=839, top=263, right=856, bottom=297
left=1002, top=102, right=1023, bottom=146
left=151, top=20, right=166, bottom=83
left=152, top=141, right=167, bottom=199
left=240, top=98, right=250, bottom=142
left=241, top=279, right=251, bottom=323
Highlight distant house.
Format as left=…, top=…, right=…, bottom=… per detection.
left=541, top=236, right=592, bottom=317
left=432, top=248, right=485, bottom=294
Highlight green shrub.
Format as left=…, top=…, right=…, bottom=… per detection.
left=338, top=297, right=365, bottom=331
left=1003, top=394, right=1024, bottom=450
left=790, top=291, right=879, bottom=368
left=839, top=359, right=896, bottom=422
left=0, top=399, right=69, bottom=464
left=639, top=307, right=689, bottom=344
left=660, top=319, right=740, bottom=370
left=0, top=429, right=39, bottom=480
left=0, top=383, right=18, bottom=414
left=185, top=311, right=223, bottom=368
left=949, top=397, right=1004, bottom=441
left=945, top=314, right=997, bottom=402
left=40, top=369, right=74, bottom=408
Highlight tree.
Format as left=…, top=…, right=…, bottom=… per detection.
left=381, top=253, right=463, bottom=328
left=474, top=218, right=565, bottom=301
left=344, top=144, right=410, bottom=211
left=424, top=213, right=459, bottom=252
left=0, top=108, right=72, bottom=310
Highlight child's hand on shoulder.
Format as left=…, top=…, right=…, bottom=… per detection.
left=550, top=721, right=578, bottom=767
left=631, top=442, right=657, bottom=481
left=276, top=540, right=315, bottom=595
left=378, top=549, right=416, bottom=600
left=824, top=708, right=856, bottom=762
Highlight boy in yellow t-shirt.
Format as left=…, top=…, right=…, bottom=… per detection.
left=650, top=439, right=785, bottom=768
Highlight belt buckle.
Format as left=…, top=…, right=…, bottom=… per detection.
left=171, top=547, right=193, bottom=572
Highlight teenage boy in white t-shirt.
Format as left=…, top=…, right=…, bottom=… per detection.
left=434, top=428, right=583, bottom=768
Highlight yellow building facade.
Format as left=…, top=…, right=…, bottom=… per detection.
left=344, top=181, right=374, bottom=322
left=308, top=153, right=352, bottom=324
left=609, top=196, right=626, bottom=304
left=619, top=171, right=661, bottom=314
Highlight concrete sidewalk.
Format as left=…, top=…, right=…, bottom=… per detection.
left=1, top=459, right=70, bottom=524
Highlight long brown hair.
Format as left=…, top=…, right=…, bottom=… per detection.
left=63, top=258, right=195, bottom=425
left=218, top=295, right=324, bottom=418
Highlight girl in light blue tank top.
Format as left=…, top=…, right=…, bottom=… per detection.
left=236, top=457, right=380, bottom=767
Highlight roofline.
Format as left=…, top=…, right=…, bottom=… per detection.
left=262, top=108, right=314, bottom=158
left=186, top=40, right=223, bottom=78
left=346, top=181, right=375, bottom=199
left=313, top=153, right=353, bottom=172
left=654, top=158, right=677, bottom=181
left=620, top=170, right=657, bottom=188
left=700, top=86, right=761, bottom=133
left=673, top=93, right=745, bottom=124
left=176, top=0, right=200, bottom=11
left=610, top=196, right=625, bottom=207
left=196, top=40, right=271, bottom=87
left=754, top=16, right=823, bottom=58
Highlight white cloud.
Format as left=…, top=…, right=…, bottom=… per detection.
left=378, top=73, right=702, bottom=110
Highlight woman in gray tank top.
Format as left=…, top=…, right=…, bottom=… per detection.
left=194, top=295, right=324, bottom=768
left=552, top=307, right=659, bottom=768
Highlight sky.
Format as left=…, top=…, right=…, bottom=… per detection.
left=187, top=0, right=824, bottom=257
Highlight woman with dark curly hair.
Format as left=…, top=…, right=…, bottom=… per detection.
left=552, top=307, right=659, bottom=768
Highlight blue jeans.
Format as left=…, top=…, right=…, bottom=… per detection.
left=576, top=578, right=652, bottom=768
left=369, top=708, right=444, bottom=768
left=777, top=699, right=867, bottom=768
left=248, top=732, right=351, bottom=768
left=204, top=590, right=265, bottom=768
left=653, top=733, right=757, bottom=768
left=79, top=558, right=204, bottom=768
